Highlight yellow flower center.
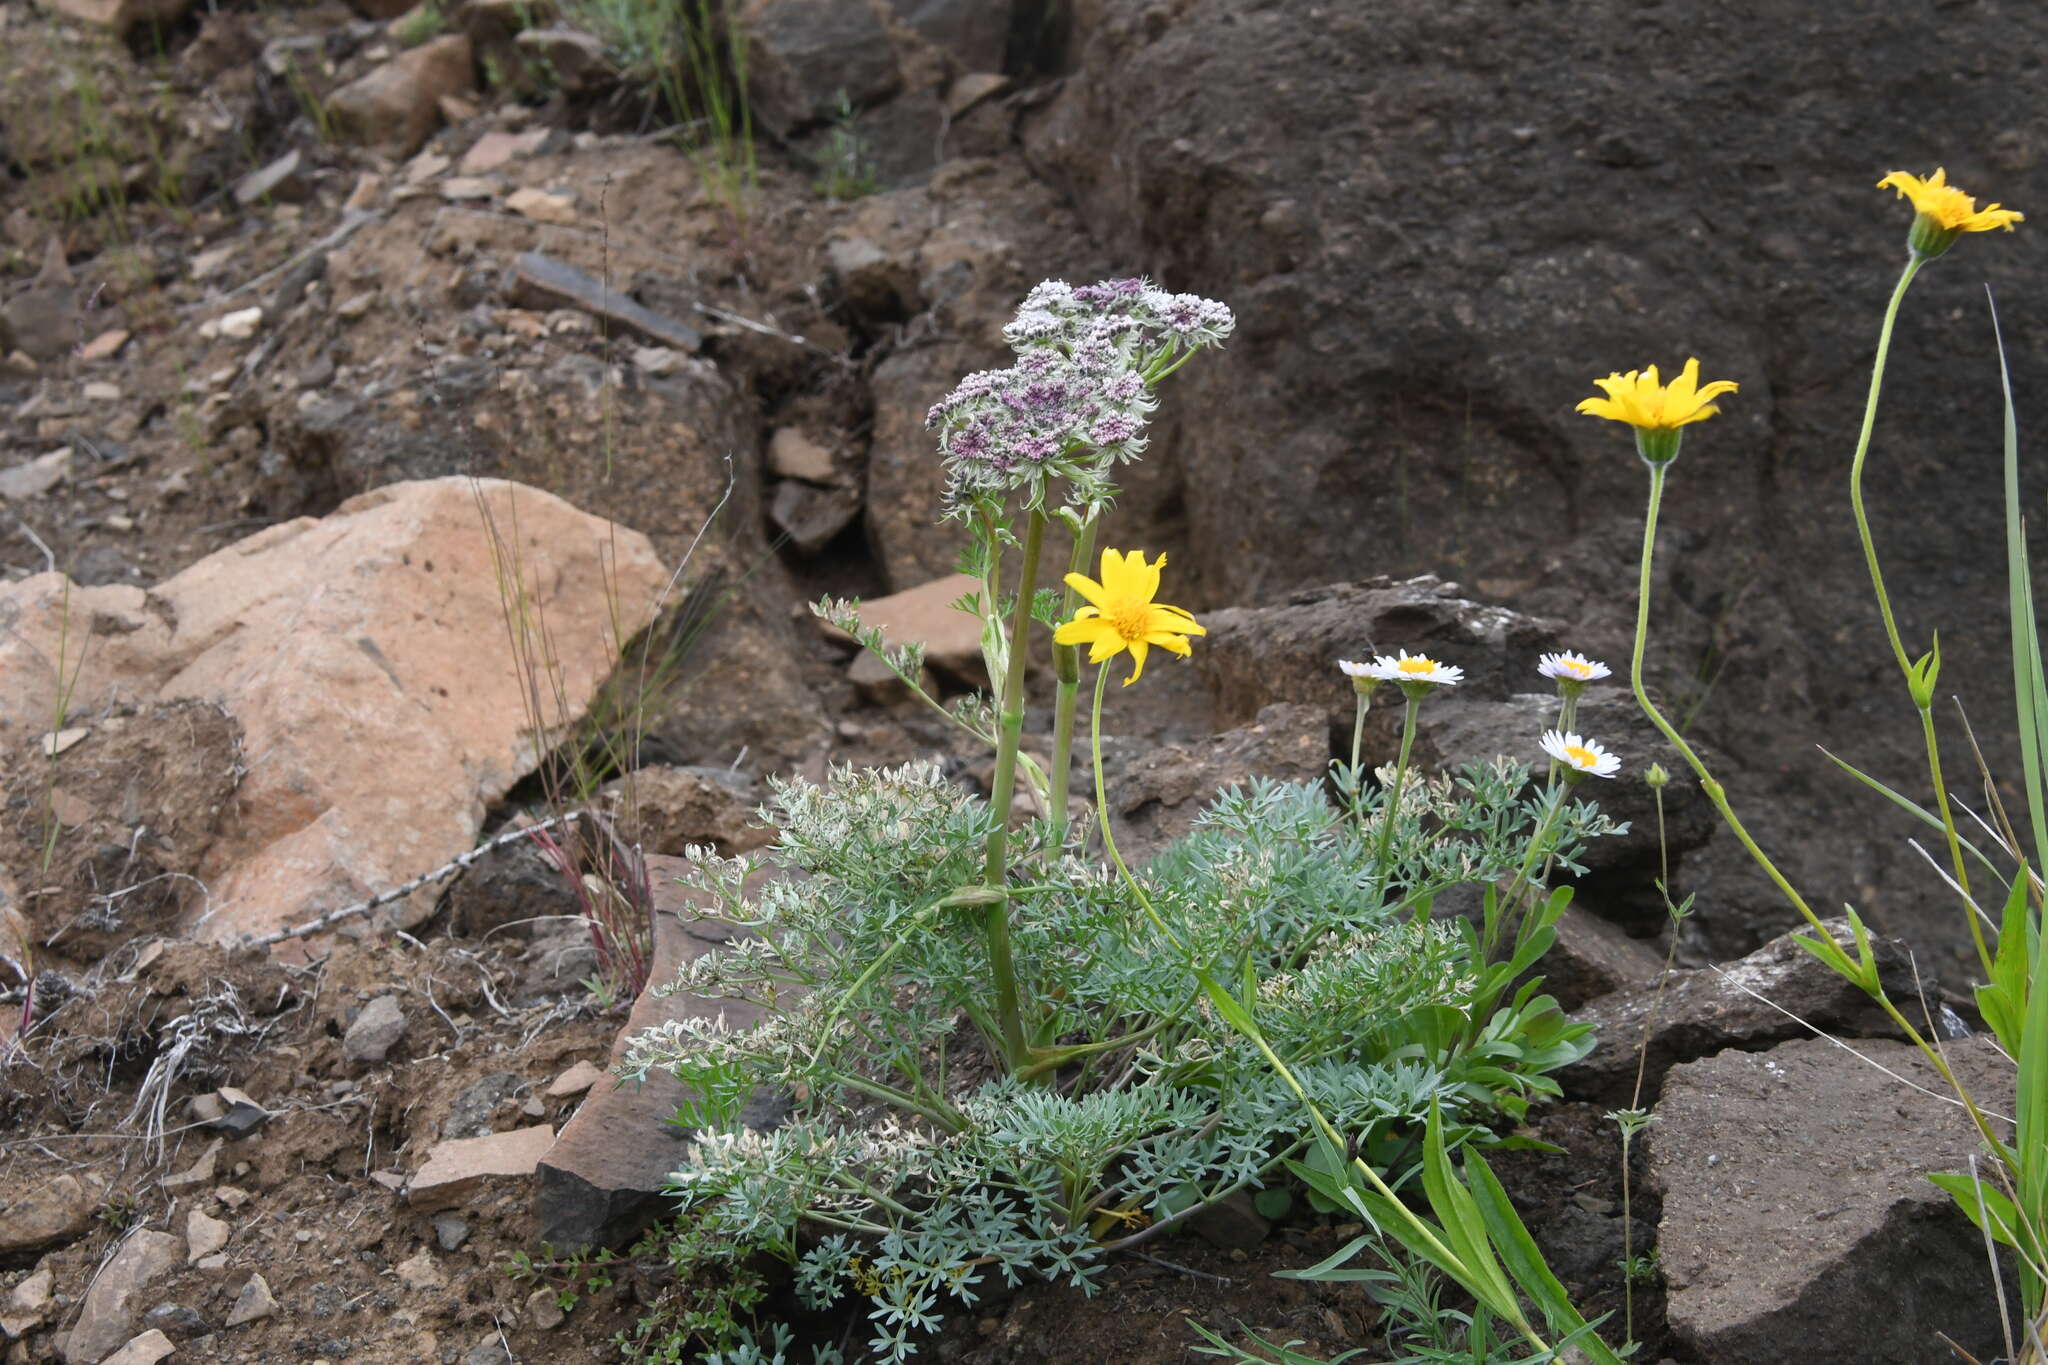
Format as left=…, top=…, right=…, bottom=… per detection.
left=1106, top=598, right=1154, bottom=644
left=1396, top=656, right=1438, bottom=675
left=1565, top=744, right=1597, bottom=769
left=1559, top=660, right=1594, bottom=678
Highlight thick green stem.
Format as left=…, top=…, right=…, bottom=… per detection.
left=983, top=507, right=1047, bottom=1071
left=1048, top=514, right=1099, bottom=843
left=1372, top=696, right=1422, bottom=882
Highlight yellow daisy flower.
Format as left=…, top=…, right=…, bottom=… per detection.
left=1055, top=548, right=1205, bottom=685
left=1577, top=358, right=1738, bottom=465
left=1877, top=167, right=2022, bottom=258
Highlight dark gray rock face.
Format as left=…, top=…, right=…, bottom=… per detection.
left=1023, top=0, right=2048, bottom=962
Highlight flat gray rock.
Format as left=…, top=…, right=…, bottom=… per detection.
left=509, top=253, right=702, bottom=353
left=1649, top=1033, right=2012, bottom=1365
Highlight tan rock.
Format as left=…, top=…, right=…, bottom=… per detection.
left=32, top=0, right=190, bottom=39
left=77, top=328, right=129, bottom=362
left=0, top=479, right=668, bottom=943
left=767, top=427, right=835, bottom=483
left=99, top=1330, right=175, bottom=1365
left=0, top=1174, right=94, bottom=1254
left=326, top=34, right=475, bottom=158
left=459, top=128, right=549, bottom=175
left=223, top=1272, right=275, bottom=1326
left=394, top=1248, right=446, bottom=1291
left=0, top=1267, right=53, bottom=1339
left=406, top=1124, right=556, bottom=1209
left=185, top=1208, right=229, bottom=1262
left=61, top=1230, right=183, bottom=1365
left=505, top=186, right=577, bottom=224
left=545, top=1060, right=603, bottom=1098
left=158, top=1140, right=219, bottom=1192
left=818, top=573, right=985, bottom=678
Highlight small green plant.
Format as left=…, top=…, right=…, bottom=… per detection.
left=812, top=91, right=878, bottom=201
left=621, top=279, right=1617, bottom=1362
left=393, top=0, right=446, bottom=48
left=560, top=0, right=755, bottom=224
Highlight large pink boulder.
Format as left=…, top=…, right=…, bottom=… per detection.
left=0, top=478, right=669, bottom=945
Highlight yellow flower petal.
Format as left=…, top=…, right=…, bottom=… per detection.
left=1577, top=357, right=1738, bottom=433
left=1054, top=548, right=1203, bottom=687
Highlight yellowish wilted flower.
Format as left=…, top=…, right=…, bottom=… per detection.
left=1055, top=548, right=1205, bottom=685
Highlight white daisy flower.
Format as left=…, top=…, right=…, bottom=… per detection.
left=1540, top=729, right=1621, bottom=779
left=1337, top=659, right=1373, bottom=678
left=1538, top=651, right=1612, bottom=684
left=1367, top=650, right=1464, bottom=687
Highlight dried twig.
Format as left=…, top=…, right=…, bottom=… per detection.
left=216, top=209, right=377, bottom=303
left=246, top=812, right=583, bottom=948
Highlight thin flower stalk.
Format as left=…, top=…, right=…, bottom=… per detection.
left=980, top=507, right=1047, bottom=1071
left=1046, top=510, right=1100, bottom=842
left=1373, top=694, right=1423, bottom=881
left=1631, top=462, right=2011, bottom=1168
left=1847, top=251, right=1982, bottom=963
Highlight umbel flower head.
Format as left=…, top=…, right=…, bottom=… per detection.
left=927, top=278, right=1235, bottom=514
left=1877, top=168, right=2023, bottom=260
left=1366, top=650, right=1463, bottom=700
left=1576, top=358, right=1739, bottom=466
left=1540, top=729, right=1621, bottom=780
left=1055, top=548, right=1206, bottom=685
left=1538, top=650, right=1611, bottom=696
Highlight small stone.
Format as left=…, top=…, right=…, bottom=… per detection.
left=212, top=1185, right=250, bottom=1210
left=0, top=1267, right=53, bottom=1339
left=160, top=1140, right=220, bottom=1193
left=505, top=187, right=576, bottom=224
left=234, top=149, right=306, bottom=206
left=104, top=514, right=136, bottom=533
left=141, top=1304, right=209, bottom=1340
left=206, top=308, right=264, bottom=341
left=224, top=1273, right=275, bottom=1327
left=188, top=244, right=238, bottom=280
left=0, top=1173, right=94, bottom=1253
left=192, top=1255, right=226, bottom=1272
left=430, top=1213, right=469, bottom=1252
left=438, top=176, right=498, bottom=201
left=394, top=1249, right=447, bottom=1292
left=458, top=130, right=525, bottom=175
left=81, top=381, right=121, bottom=402
left=186, top=1209, right=229, bottom=1263
left=403, top=151, right=451, bottom=184
left=631, top=346, right=682, bottom=375
left=545, top=1061, right=602, bottom=1098
left=407, top=1125, right=556, bottom=1208
left=342, top=994, right=408, bottom=1064
left=186, top=1093, right=225, bottom=1124
left=0, top=448, right=72, bottom=501
left=524, top=1288, right=564, bottom=1331
left=368, top=1171, right=406, bottom=1192
left=78, top=328, right=130, bottom=362
left=318, top=179, right=370, bottom=221
left=336, top=293, right=376, bottom=321
left=944, top=71, right=1011, bottom=116
left=98, top=1329, right=175, bottom=1365
left=767, top=427, right=835, bottom=483
left=520, top=1097, right=545, bottom=1117
left=211, top=1088, right=268, bottom=1137
left=769, top=480, right=861, bottom=553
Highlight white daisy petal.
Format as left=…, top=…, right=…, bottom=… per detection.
left=1537, top=650, right=1613, bottom=684
left=1540, top=729, right=1621, bottom=778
